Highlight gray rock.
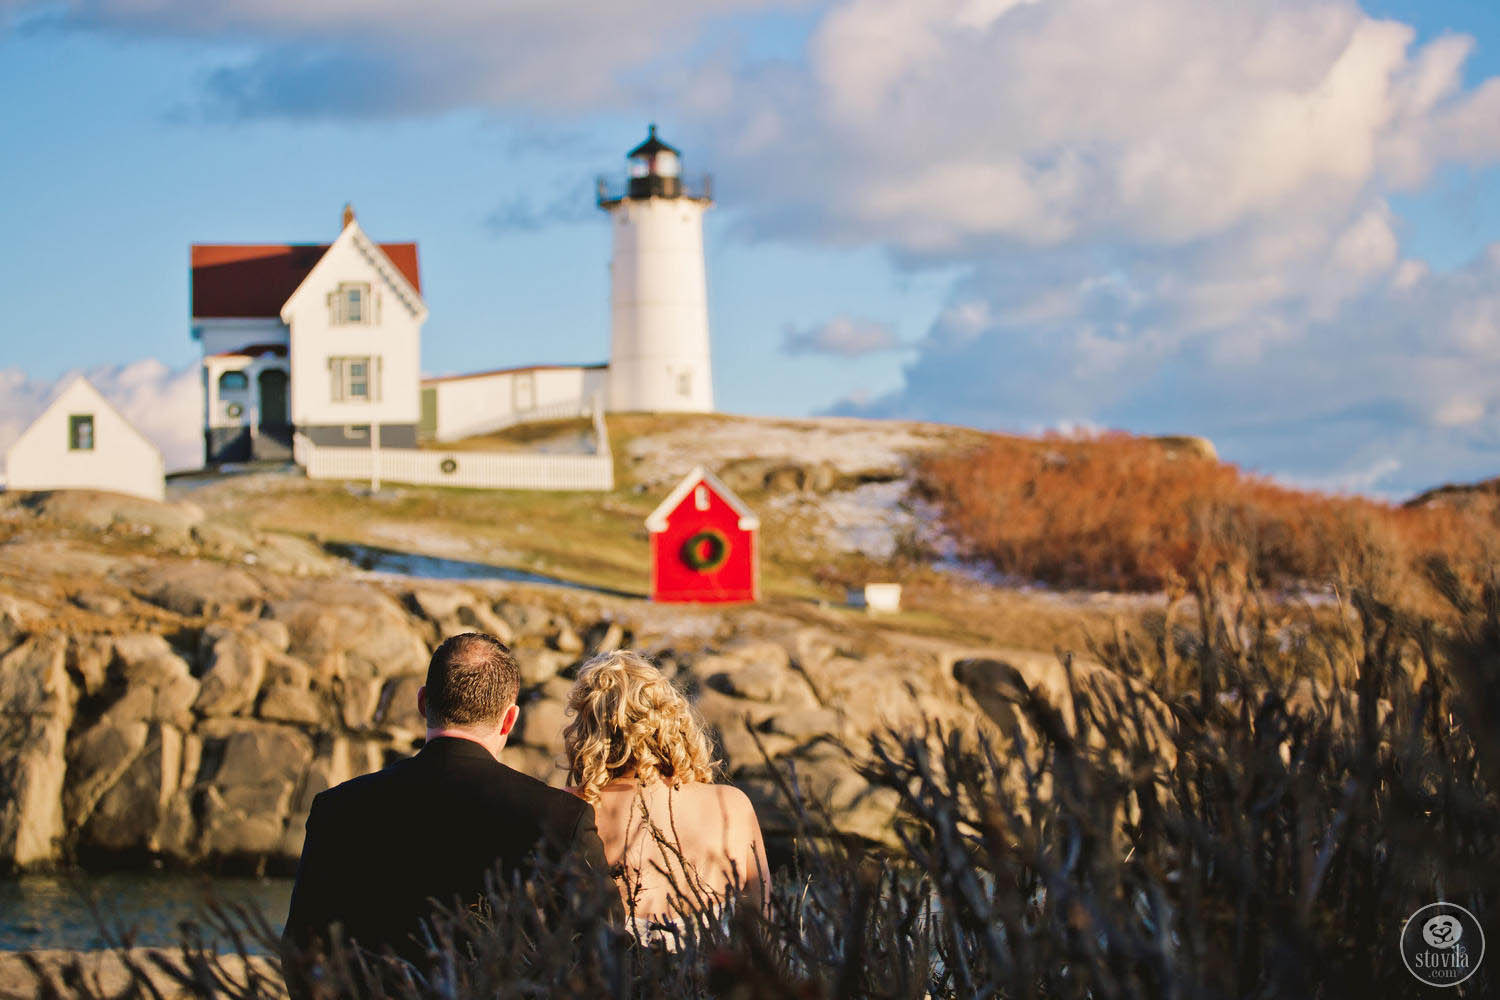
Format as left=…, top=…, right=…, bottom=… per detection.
left=760, top=707, right=844, bottom=742
left=195, top=724, right=313, bottom=858
left=550, top=624, right=584, bottom=655
left=495, top=600, right=548, bottom=638
left=65, top=720, right=149, bottom=825
left=375, top=675, right=426, bottom=733
left=514, top=696, right=570, bottom=756
left=709, top=659, right=789, bottom=702
left=408, top=587, right=468, bottom=623
left=339, top=677, right=385, bottom=730
left=694, top=688, right=779, bottom=736
left=253, top=533, right=338, bottom=576
left=716, top=724, right=796, bottom=769
left=66, top=634, right=113, bottom=696
left=81, top=724, right=183, bottom=855
left=0, top=598, right=31, bottom=655
left=190, top=520, right=258, bottom=557
left=0, top=636, right=73, bottom=869
left=29, top=491, right=201, bottom=546
left=786, top=751, right=868, bottom=813
left=98, top=635, right=199, bottom=729
left=537, top=676, right=576, bottom=706
left=504, top=744, right=566, bottom=785
left=268, top=583, right=428, bottom=682
left=262, top=650, right=311, bottom=689
left=518, top=648, right=573, bottom=688
left=589, top=621, right=626, bottom=655
left=245, top=618, right=291, bottom=653
left=110, top=633, right=189, bottom=686
left=699, top=642, right=815, bottom=706
left=72, top=590, right=124, bottom=616
left=193, top=633, right=267, bottom=718
left=257, top=684, right=325, bottom=725
left=456, top=601, right=514, bottom=645
left=132, top=562, right=264, bottom=618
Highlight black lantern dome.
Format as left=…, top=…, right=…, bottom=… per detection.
left=627, top=124, right=682, bottom=197
left=597, top=125, right=713, bottom=206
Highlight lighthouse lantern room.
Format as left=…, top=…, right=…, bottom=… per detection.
left=597, top=126, right=715, bottom=414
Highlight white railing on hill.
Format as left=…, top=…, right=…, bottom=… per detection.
left=296, top=398, right=614, bottom=492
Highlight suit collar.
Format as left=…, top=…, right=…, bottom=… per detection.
left=418, top=735, right=500, bottom=763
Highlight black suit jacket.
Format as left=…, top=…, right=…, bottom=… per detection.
left=282, top=737, right=613, bottom=972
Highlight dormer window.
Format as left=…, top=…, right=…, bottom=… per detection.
left=330, top=282, right=375, bottom=325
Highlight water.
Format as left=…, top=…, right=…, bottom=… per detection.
left=325, top=540, right=638, bottom=598
left=0, top=874, right=292, bottom=952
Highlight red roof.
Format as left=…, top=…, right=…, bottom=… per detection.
left=191, top=242, right=421, bottom=319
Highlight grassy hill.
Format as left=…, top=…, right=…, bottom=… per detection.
left=102, top=410, right=1488, bottom=650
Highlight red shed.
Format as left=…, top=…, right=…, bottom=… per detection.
left=646, top=466, right=759, bottom=603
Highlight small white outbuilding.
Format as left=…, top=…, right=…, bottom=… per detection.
left=4, top=376, right=165, bottom=501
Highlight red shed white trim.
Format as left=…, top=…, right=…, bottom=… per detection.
left=646, top=466, right=759, bottom=603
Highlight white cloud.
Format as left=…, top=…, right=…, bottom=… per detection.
left=782, top=316, right=905, bottom=357
left=0, top=361, right=202, bottom=475
left=6, top=0, right=815, bottom=117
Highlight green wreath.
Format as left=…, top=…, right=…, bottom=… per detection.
left=681, top=529, right=730, bottom=572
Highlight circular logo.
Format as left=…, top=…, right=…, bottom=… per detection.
left=439, top=457, right=458, bottom=475
left=1402, top=903, right=1484, bottom=988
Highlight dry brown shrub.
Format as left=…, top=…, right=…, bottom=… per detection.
left=918, top=431, right=1491, bottom=595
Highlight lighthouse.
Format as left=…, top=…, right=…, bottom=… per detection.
left=597, top=126, right=715, bottom=413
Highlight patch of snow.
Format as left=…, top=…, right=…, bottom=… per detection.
left=626, top=417, right=949, bottom=489
left=330, top=541, right=594, bottom=591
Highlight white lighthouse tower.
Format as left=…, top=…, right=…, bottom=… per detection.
left=597, top=126, right=715, bottom=413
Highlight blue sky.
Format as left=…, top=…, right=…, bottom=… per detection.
left=2, top=0, right=1499, bottom=497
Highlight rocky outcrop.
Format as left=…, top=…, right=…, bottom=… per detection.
left=0, top=525, right=1056, bottom=871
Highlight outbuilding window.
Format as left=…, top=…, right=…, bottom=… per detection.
left=329, top=356, right=381, bottom=402
left=329, top=282, right=375, bottom=325
left=69, top=414, right=94, bottom=451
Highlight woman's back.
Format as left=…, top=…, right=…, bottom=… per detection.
left=560, top=650, right=771, bottom=926
left=592, top=779, right=767, bottom=920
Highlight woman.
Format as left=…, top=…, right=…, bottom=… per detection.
left=563, top=650, right=770, bottom=935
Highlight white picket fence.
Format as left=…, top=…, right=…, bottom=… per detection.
left=296, top=401, right=615, bottom=492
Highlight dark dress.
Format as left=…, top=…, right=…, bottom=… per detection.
left=282, top=736, right=614, bottom=976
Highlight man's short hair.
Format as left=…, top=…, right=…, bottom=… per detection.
left=424, top=633, right=520, bottom=730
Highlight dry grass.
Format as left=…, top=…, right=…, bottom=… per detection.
left=918, top=431, right=1495, bottom=604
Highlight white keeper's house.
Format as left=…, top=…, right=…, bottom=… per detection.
left=4, top=376, right=165, bottom=501
left=191, top=126, right=715, bottom=469
left=192, top=204, right=426, bottom=464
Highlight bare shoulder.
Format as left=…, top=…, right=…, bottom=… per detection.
left=686, top=781, right=757, bottom=819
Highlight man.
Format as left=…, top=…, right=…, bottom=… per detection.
left=282, top=632, right=615, bottom=981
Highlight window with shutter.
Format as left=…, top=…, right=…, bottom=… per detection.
left=330, top=282, right=373, bottom=325
left=328, top=356, right=374, bottom=403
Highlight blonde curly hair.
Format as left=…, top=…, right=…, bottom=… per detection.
left=563, top=650, right=718, bottom=804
